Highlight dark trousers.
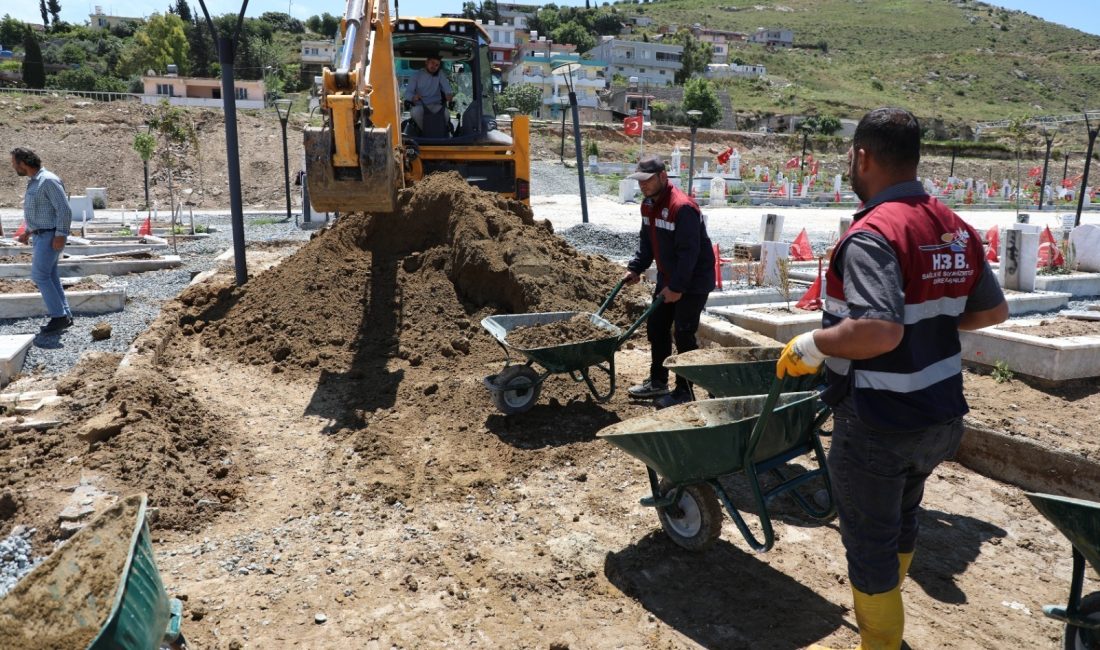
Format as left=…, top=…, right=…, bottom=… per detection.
left=646, top=292, right=708, bottom=389
left=828, top=400, right=964, bottom=594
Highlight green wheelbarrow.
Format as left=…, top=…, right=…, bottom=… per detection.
left=0, top=493, right=184, bottom=649
left=598, top=378, right=836, bottom=552
left=664, top=346, right=825, bottom=398
left=1025, top=492, right=1100, bottom=648
left=481, top=280, right=662, bottom=415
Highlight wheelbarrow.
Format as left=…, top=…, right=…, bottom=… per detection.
left=481, top=280, right=662, bottom=415
left=0, top=493, right=184, bottom=649
left=1025, top=492, right=1100, bottom=648
left=598, top=378, right=835, bottom=552
left=664, top=346, right=825, bottom=398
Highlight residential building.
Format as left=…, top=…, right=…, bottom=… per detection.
left=505, top=53, right=605, bottom=121
left=628, top=16, right=654, bottom=28
left=88, top=6, right=143, bottom=31
left=585, top=37, right=682, bottom=87
left=141, top=72, right=266, bottom=110
left=477, top=20, right=519, bottom=73
left=748, top=27, right=794, bottom=48
left=704, top=63, right=766, bottom=80
left=691, top=26, right=747, bottom=63
left=300, top=39, right=335, bottom=86
left=518, top=33, right=577, bottom=59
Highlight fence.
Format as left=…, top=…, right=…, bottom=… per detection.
left=0, top=87, right=142, bottom=102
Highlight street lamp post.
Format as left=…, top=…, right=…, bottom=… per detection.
left=949, top=139, right=959, bottom=179
left=1073, top=112, right=1100, bottom=228
left=274, top=98, right=294, bottom=223
left=553, top=62, right=589, bottom=224
left=1037, top=126, right=1056, bottom=211
left=686, top=109, right=702, bottom=198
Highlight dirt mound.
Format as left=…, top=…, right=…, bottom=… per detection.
left=0, top=353, right=244, bottom=533
left=181, top=173, right=644, bottom=380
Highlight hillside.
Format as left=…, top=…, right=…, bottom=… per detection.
left=629, top=0, right=1100, bottom=123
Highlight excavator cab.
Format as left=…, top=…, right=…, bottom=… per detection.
left=304, top=3, right=529, bottom=214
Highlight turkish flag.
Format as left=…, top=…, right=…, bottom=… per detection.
left=834, top=190, right=841, bottom=203
left=623, top=115, right=643, bottom=136
left=784, top=156, right=799, bottom=169
left=810, top=159, right=819, bottom=175
left=14, top=222, right=26, bottom=238
left=985, top=225, right=999, bottom=262
left=138, top=216, right=153, bottom=236
left=789, top=228, right=813, bottom=261
left=796, top=275, right=822, bottom=310
left=1027, top=166, right=1043, bottom=178
left=717, top=146, right=733, bottom=165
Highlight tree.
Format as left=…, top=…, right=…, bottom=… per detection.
left=259, top=12, right=303, bottom=34
left=495, top=83, right=543, bottom=115
left=169, top=0, right=192, bottom=23
left=147, top=99, right=200, bottom=211
left=551, top=21, right=595, bottom=53
left=592, top=13, right=622, bottom=36
left=682, top=77, right=721, bottom=128
left=305, top=13, right=339, bottom=38
left=132, top=131, right=156, bottom=208
left=186, top=18, right=213, bottom=78
left=46, top=66, right=97, bottom=90
left=118, top=12, right=189, bottom=77
left=530, top=7, right=562, bottom=36
left=46, top=0, right=61, bottom=29
left=668, top=29, right=712, bottom=84
left=38, top=0, right=48, bottom=27
left=59, top=40, right=86, bottom=64
left=22, top=29, right=45, bottom=88
left=1, top=15, right=25, bottom=47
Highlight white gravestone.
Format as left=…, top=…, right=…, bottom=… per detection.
left=760, top=213, right=784, bottom=243
left=730, top=150, right=741, bottom=180
left=68, top=195, right=94, bottom=222
left=619, top=178, right=639, bottom=203
left=670, top=147, right=682, bottom=175
left=839, top=216, right=853, bottom=239
left=999, top=227, right=1039, bottom=292
left=1070, top=224, right=1100, bottom=272
left=709, top=176, right=726, bottom=207
left=759, top=241, right=790, bottom=287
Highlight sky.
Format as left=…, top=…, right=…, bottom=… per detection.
left=2, top=0, right=1097, bottom=37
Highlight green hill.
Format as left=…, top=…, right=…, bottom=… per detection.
left=626, top=0, right=1100, bottom=125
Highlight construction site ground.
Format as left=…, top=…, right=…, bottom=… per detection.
left=0, top=97, right=1098, bottom=648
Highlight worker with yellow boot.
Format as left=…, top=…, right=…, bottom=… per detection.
left=776, top=107, right=1009, bottom=649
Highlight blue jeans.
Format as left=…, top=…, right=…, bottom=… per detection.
left=31, top=230, right=70, bottom=319
left=828, top=400, right=964, bottom=594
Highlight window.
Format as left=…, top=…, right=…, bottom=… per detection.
left=235, top=87, right=248, bottom=100
left=659, top=70, right=665, bottom=75
left=155, top=83, right=174, bottom=96
left=639, top=68, right=645, bottom=73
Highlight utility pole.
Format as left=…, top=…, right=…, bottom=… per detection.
left=1073, top=112, right=1099, bottom=228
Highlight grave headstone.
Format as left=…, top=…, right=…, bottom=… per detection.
left=730, top=150, right=741, bottom=180
left=709, top=176, right=726, bottom=207
left=670, top=146, right=682, bottom=175
left=759, top=241, right=790, bottom=287
left=68, top=195, right=94, bottom=222
left=85, top=188, right=107, bottom=208
left=702, top=162, right=710, bottom=175
left=1070, top=224, right=1100, bottom=271
left=839, top=216, right=853, bottom=240
left=618, top=178, right=639, bottom=203
left=999, top=228, right=1039, bottom=291
left=760, top=213, right=784, bottom=243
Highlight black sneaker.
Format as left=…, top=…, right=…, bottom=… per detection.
left=39, top=316, right=73, bottom=334
left=656, top=387, right=694, bottom=410
left=628, top=379, right=670, bottom=399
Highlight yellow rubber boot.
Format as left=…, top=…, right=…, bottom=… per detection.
left=897, top=551, right=914, bottom=586
left=806, top=584, right=904, bottom=650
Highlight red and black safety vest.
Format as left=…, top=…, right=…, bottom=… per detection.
left=821, top=195, right=985, bottom=432
left=634, top=184, right=715, bottom=294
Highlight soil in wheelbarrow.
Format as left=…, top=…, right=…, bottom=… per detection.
left=506, top=314, right=617, bottom=350
left=0, top=496, right=140, bottom=650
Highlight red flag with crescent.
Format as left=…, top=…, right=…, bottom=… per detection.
left=623, top=115, right=643, bottom=136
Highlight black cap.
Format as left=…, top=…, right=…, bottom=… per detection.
left=628, top=155, right=666, bottom=181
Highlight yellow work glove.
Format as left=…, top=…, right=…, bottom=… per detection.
left=776, top=330, right=826, bottom=378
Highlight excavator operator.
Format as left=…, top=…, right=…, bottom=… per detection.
left=404, top=53, right=454, bottom=136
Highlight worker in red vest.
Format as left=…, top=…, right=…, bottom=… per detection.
left=777, top=109, right=1008, bottom=650
left=621, top=155, right=715, bottom=409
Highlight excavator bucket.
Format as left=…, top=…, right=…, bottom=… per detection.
left=305, top=123, right=401, bottom=214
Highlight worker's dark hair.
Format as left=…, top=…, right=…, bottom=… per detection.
left=852, top=108, right=921, bottom=172
left=10, top=147, right=41, bottom=169
left=426, top=52, right=442, bottom=62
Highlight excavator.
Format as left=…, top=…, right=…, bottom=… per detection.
left=304, top=0, right=531, bottom=213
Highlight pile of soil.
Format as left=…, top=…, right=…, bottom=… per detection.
left=506, top=314, right=616, bottom=350
left=0, top=495, right=140, bottom=649
left=999, top=316, right=1100, bottom=338
left=0, top=353, right=245, bottom=531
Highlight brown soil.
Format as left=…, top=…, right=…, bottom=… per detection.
left=0, top=279, right=100, bottom=293
left=0, top=173, right=1096, bottom=648
left=0, top=495, right=141, bottom=650
left=748, top=304, right=819, bottom=316
left=506, top=314, right=617, bottom=350
left=999, top=316, right=1100, bottom=338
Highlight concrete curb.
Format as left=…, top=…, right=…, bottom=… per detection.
left=956, top=420, right=1100, bottom=499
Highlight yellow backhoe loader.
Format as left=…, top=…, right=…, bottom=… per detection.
left=304, top=0, right=531, bottom=213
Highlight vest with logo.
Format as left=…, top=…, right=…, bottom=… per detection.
left=821, top=195, right=985, bottom=432
left=638, top=184, right=715, bottom=294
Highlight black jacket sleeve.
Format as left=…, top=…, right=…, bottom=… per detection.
left=668, top=205, right=703, bottom=293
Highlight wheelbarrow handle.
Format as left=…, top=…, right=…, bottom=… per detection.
left=617, top=294, right=664, bottom=346
left=745, top=375, right=785, bottom=458
left=595, top=279, right=626, bottom=318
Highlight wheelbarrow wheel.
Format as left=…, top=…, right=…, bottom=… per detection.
left=1064, top=591, right=1100, bottom=650
left=656, top=479, right=722, bottom=551
left=491, top=365, right=541, bottom=415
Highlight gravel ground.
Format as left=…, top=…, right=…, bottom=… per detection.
left=0, top=526, right=37, bottom=597
left=0, top=217, right=312, bottom=380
